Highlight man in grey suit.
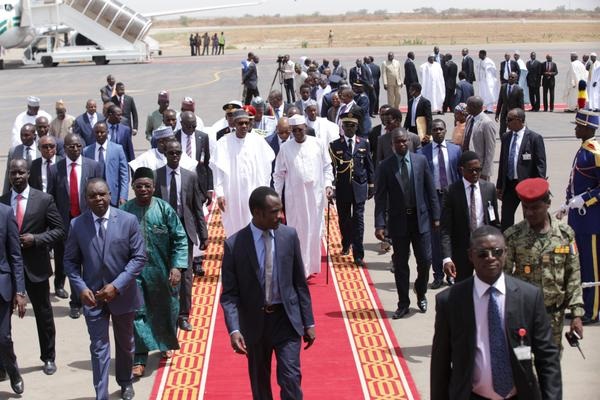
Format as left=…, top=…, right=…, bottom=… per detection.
left=462, top=96, right=497, bottom=181
left=431, top=226, right=561, bottom=400
left=375, top=109, right=421, bottom=165
left=220, top=186, right=315, bottom=400
left=243, top=54, right=259, bottom=105
left=155, top=140, right=206, bottom=331
left=64, top=178, right=146, bottom=400
left=73, top=100, right=105, bottom=146
left=495, top=72, right=525, bottom=136
left=375, top=129, right=440, bottom=319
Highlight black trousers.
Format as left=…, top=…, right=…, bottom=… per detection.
left=247, top=307, right=302, bottom=400
left=528, top=85, right=540, bottom=111
left=284, top=78, right=295, bottom=103
left=0, top=299, right=19, bottom=376
left=244, top=87, right=260, bottom=106
left=543, top=82, right=555, bottom=111
left=25, top=276, right=56, bottom=362
left=337, top=197, right=365, bottom=260
left=373, top=83, right=380, bottom=113
left=391, top=214, right=432, bottom=308
left=501, top=179, right=521, bottom=231
left=179, top=237, right=194, bottom=319
left=55, top=240, right=82, bottom=309
left=430, top=192, right=445, bottom=282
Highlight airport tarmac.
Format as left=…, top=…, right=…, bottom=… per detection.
left=0, top=42, right=599, bottom=399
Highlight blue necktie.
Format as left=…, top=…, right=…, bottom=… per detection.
left=438, top=144, right=448, bottom=188
left=487, top=286, right=514, bottom=398
left=507, top=132, right=518, bottom=179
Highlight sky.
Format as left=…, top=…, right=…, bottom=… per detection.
left=128, top=0, right=599, bottom=18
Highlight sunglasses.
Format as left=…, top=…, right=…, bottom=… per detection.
left=40, top=144, right=56, bottom=149
left=475, top=248, right=505, bottom=259
left=465, top=167, right=482, bottom=174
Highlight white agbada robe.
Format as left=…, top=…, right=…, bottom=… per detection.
left=476, top=57, right=499, bottom=111
left=306, top=117, right=340, bottom=152
left=316, top=85, right=332, bottom=115
left=564, top=60, right=588, bottom=110
left=588, top=61, right=600, bottom=110
left=11, top=110, right=52, bottom=148
left=419, top=62, right=445, bottom=112
left=516, top=58, right=530, bottom=105
left=128, top=148, right=197, bottom=172
left=273, top=135, right=333, bottom=277
left=211, top=130, right=275, bottom=237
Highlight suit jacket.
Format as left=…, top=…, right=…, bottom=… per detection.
left=107, top=123, right=135, bottom=162
left=100, top=85, right=114, bottom=103
left=461, top=55, right=476, bottom=83
left=368, top=124, right=383, bottom=160
left=349, top=65, right=373, bottom=86
left=0, top=188, right=64, bottom=282
left=73, top=112, right=105, bottom=146
left=495, top=83, right=525, bottom=119
left=29, top=155, right=63, bottom=193
left=376, top=130, right=421, bottom=164
left=404, top=59, right=419, bottom=86
left=444, top=61, right=458, bottom=91
left=526, top=59, right=542, bottom=87
left=496, top=128, right=547, bottom=192
left=368, top=62, right=381, bottom=88
left=50, top=157, right=102, bottom=232
left=242, top=62, right=258, bottom=90
left=374, top=152, right=440, bottom=236
left=404, top=96, right=432, bottom=135
left=3, top=144, right=36, bottom=194
left=220, top=224, right=314, bottom=345
left=0, top=203, right=25, bottom=302
left=63, top=207, right=146, bottom=317
left=541, top=61, right=558, bottom=86
left=440, top=179, right=499, bottom=270
left=431, top=275, right=562, bottom=400
left=175, top=129, right=213, bottom=200
left=154, top=166, right=206, bottom=244
left=468, top=113, right=497, bottom=178
left=353, top=93, right=371, bottom=135
left=331, top=65, right=347, bottom=80
left=83, top=142, right=129, bottom=206
left=453, top=80, right=474, bottom=107
left=419, top=140, right=462, bottom=188
left=265, top=133, right=282, bottom=182
left=111, top=94, right=139, bottom=130
left=500, top=60, right=521, bottom=83
left=330, top=136, right=374, bottom=204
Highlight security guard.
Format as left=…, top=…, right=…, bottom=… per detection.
left=557, top=109, right=600, bottom=324
left=504, top=178, right=584, bottom=348
left=215, top=100, right=243, bottom=140
left=330, top=112, right=374, bottom=266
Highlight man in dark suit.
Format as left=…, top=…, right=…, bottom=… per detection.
left=111, top=82, right=138, bottom=135
left=431, top=225, right=561, bottom=400
left=376, top=109, right=421, bottom=165
left=83, top=122, right=129, bottom=207
left=443, top=53, right=458, bottom=113
left=367, top=56, right=381, bottom=115
left=100, top=74, right=115, bottom=104
left=404, top=52, right=419, bottom=102
left=495, top=72, right=525, bottom=136
left=500, top=53, right=520, bottom=84
left=404, top=83, right=433, bottom=140
left=155, top=141, right=206, bottom=330
left=336, top=87, right=366, bottom=137
left=419, top=120, right=461, bottom=288
left=441, top=151, right=500, bottom=282
left=73, top=99, right=105, bottom=146
left=243, top=55, right=259, bottom=105
left=1, top=159, right=64, bottom=376
left=64, top=178, right=145, bottom=400
left=352, top=82, right=372, bottom=137
left=375, top=129, right=440, bottom=318
left=368, top=105, right=391, bottom=160
left=526, top=52, right=542, bottom=111
left=3, top=123, right=38, bottom=194
left=29, top=135, right=62, bottom=194
left=496, top=108, right=547, bottom=231
left=453, top=71, right=475, bottom=107
left=220, top=186, right=315, bottom=400
left=542, top=54, right=558, bottom=112
left=349, top=58, right=374, bottom=88
left=0, top=202, right=26, bottom=395
left=105, top=105, right=135, bottom=162
left=50, top=133, right=102, bottom=318
left=330, top=112, right=375, bottom=266
left=461, top=48, right=476, bottom=84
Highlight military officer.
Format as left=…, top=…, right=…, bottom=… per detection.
left=505, top=178, right=584, bottom=348
left=557, top=109, right=600, bottom=324
left=216, top=101, right=243, bottom=141
left=330, top=112, right=375, bottom=266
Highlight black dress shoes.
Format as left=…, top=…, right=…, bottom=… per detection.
left=392, top=307, right=409, bottom=319
left=43, top=360, right=57, bottom=375
left=341, top=246, right=350, bottom=256
left=429, top=279, right=444, bottom=290
left=354, top=258, right=365, bottom=267
left=178, top=318, right=193, bottom=331
left=9, top=372, right=23, bottom=394
left=69, top=307, right=81, bottom=319
left=121, top=384, right=135, bottom=400
left=0, top=369, right=6, bottom=381
left=55, top=288, right=69, bottom=299
left=417, top=297, right=428, bottom=313
left=192, top=257, right=205, bottom=276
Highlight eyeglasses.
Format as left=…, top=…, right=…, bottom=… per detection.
left=465, top=167, right=482, bottom=174
left=475, top=248, right=505, bottom=259
left=506, top=117, right=521, bottom=122
left=65, top=144, right=82, bottom=149
left=166, top=151, right=182, bottom=156
left=40, top=144, right=56, bottom=149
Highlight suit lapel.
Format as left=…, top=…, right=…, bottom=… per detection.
left=518, top=130, right=530, bottom=158
left=102, top=208, right=118, bottom=258
left=89, top=212, right=103, bottom=258
left=504, top=276, right=520, bottom=343
left=159, top=168, right=168, bottom=199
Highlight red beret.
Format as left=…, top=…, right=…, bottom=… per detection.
left=515, top=178, right=549, bottom=202
left=243, top=105, right=257, bottom=117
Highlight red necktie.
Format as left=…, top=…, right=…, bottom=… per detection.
left=69, top=163, right=81, bottom=217
left=15, top=194, right=24, bottom=232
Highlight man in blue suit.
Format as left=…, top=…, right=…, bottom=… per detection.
left=220, top=187, right=315, bottom=400
left=375, top=129, right=440, bottom=319
left=64, top=178, right=146, bottom=400
left=73, top=100, right=105, bottom=146
left=452, top=71, right=475, bottom=108
left=419, top=119, right=461, bottom=288
left=83, top=122, right=129, bottom=207
left=105, top=105, right=135, bottom=162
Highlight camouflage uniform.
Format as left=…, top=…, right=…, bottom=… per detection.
left=504, top=215, right=585, bottom=348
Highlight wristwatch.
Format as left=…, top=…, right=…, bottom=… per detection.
left=16, top=292, right=26, bottom=297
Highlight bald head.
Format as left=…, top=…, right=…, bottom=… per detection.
left=276, top=117, right=291, bottom=142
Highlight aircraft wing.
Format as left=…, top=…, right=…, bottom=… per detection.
left=141, top=1, right=266, bottom=18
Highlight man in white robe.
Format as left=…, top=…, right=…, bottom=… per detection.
left=564, top=53, right=589, bottom=112
left=11, top=96, right=52, bottom=148
left=420, top=55, right=445, bottom=113
left=476, top=50, right=499, bottom=112
left=210, top=110, right=275, bottom=237
left=273, top=115, right=334, bottom=277
left=304, top=100, right=340, bottom=151
left=129, top=126, right=197, bottom=172
left=588, top=53, right=600, bottom=111
left=514, top=51, right=530, bottom=105
left=316, top=78, right=332, bottom=115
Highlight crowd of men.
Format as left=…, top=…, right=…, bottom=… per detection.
left=0, top=45, right=599, bottom=399
left=188, top=32, right=226, bottom=56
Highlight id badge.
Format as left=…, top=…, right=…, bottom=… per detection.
left=513, top=345, right=532, bottom=361
left=487, top=202, right=496, bottom=221
left=522, top=153, right=532, bottom=161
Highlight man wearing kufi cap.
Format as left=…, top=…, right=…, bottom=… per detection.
left=129, top=126, right=197, bottom=173
left=563, top=53, right=587, bottom=112
left=588, top=53, right=600, bottom=111
left=50, top=100, right=75, bottom=138
left=273, top=114, right=333, bottom=277
left=11, top=96, right=52, bottom=148
left=556, top=110, right=600, bottom=324
left=145, top=91, right=170, bottom=142
left=174, top=96, right=205, bottom=133
left=504, top=178, right=584, bottom=347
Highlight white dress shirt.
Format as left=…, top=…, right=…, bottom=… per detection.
left=507, top=127, right=525, bottom=180
left=432, top=140, right=450, bottom=190
left=87, top=113, right=97, bottom=128
left=464, top=177, right=484, bottom=228
left=11, top=186, right=30, bottom=217
left=93, top=207, right=110, bottom=237
left=410, top=95, right=421, bottom=126
left=41, top=155, right=57, bottom=193
left=95, top=142, right=108, bottom=163
left=181, top=132, right=197, bottom=158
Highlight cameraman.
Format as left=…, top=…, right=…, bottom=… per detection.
left=281, top=54, right=296, bottom=104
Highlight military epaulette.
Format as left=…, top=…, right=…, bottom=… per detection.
left=583, top=139, right=600, bottom=166
left=556, top=222, right=575, bottom=240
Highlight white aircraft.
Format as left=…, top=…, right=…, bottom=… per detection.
left=0, top=0, right=264, bottom=67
